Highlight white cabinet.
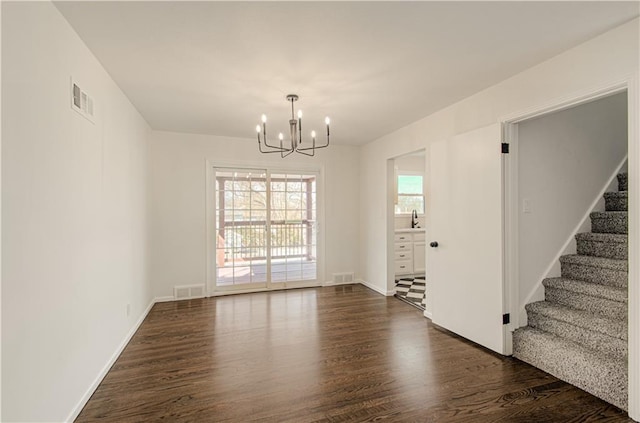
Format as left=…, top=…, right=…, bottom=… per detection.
left=394, top=231, right=426, bottom=276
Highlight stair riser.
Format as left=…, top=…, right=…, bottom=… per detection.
left=545, top=287, right=627, bottom=320
left=591, top=214, right=627, bottom=234
left=604, top=196, right=627, bottom=212
left=527, top=312, right=627, bottom=359
left=618, top=173, right=627, bottom=191
left=513, top=329, right=627, bottom=410
left=576, top=239, right=627, bottom=260
left=560, top=262, right=627, bottom=287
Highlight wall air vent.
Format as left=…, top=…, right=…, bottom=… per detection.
left=173, top=284, right=205, bottom=300
left=71, top=78, right=95, bottom=124
left=332, top=272, right=355, bottom=284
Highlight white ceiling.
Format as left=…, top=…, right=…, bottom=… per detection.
left=54, top=1, right=639, bottom=146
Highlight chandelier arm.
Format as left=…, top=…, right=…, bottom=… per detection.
left=258, top=142, right=291, bottom=154
left=295, top=148, right=315, bottom=157
left=280, top=136, right=294, bottom=158
left=258, top=134, right=290, bottom=152
left=297, top=135, right=328, bottom=151
left=281, top=148, right=295, bottom=158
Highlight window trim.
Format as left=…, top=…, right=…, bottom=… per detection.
left=395, top=171, right=425, bottom=215
left=206, top=160, right=324, bottom=297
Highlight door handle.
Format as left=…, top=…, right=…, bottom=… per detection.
left=430, top=241, right=439, bottom=248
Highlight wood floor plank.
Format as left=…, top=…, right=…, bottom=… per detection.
left=75, top=285, right=632, bottom=422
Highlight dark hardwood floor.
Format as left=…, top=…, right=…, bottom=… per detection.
left=76, top=285, right=632, bottom=422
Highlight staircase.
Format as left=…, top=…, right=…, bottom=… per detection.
left=513, top=172, right=628, bottom=410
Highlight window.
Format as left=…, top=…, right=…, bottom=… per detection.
left=395, top=174, right=424, bottom=214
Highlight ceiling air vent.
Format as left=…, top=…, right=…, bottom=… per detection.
left=71, top=78, right=95, bottom=123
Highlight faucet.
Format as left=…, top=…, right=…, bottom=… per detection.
left=411, top=209, right=419, bottom=228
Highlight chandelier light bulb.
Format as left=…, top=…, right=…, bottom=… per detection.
left=261, top=114, right=267, bottom=123
left=298, top=110, right=303, bottom=119
left=325, top=117, right=331, bottom=125
left=256, top=125, right=261, bottom=133
left=311, top=130, right=316, bottom=138
left=278, top=133, right=284, bottom=141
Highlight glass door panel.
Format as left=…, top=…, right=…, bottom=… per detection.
left=214, top=168, right=318, bottom=290
left=215, top=168, right=268, bottom=288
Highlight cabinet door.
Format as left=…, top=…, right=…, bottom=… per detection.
left=414, top=242, right=426, bottom=274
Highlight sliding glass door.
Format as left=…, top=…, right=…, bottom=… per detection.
left=214, top=167, right=318, bottom=291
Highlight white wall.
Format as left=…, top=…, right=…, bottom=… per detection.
left=2, top=3, right=152, bottom=421
left=149, top=130, right=360, bottom=298
left=518, top=92, right=627, bottom=307
left=359, top=17, right=638, bottom=296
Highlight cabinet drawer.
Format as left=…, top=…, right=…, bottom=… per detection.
left=394, top=242, right=413, bottom=252
left=413, top=232, right=426, bottom=242
left=395, top=251, right=412, bottom=261
left=395, top=260, right=412, bottom=275
left=394, top=233, right=412, bottom=242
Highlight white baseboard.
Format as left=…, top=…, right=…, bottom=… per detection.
left=358, top=279, right=395, bottom=296
left=154, top=295, right=176, bottom=303
left=423, top=310, right=432, bottom=320
left=65, top=297, right=156, bottom=422
left=324, top=280, right=359, bottom=287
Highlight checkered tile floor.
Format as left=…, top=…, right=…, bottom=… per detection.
left=394, top=275, right=426, bottom=310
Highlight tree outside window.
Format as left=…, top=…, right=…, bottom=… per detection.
left=395, top=174, right=424, bottom=214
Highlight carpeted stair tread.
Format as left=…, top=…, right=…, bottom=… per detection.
left=543, top=277, right=627, bottom=303
left=544, top=278, right=627, bottom=320
left=526, top=301, right=627, bottom=340
left=590, top=211, right=628, bottom=234
left=559, top=254, right=627, bottom=287
left=559, top=254, right=627, bottom=271
left=526, top=302, right=627, bottom=359
left=604, top=191, right=628, bottom=211
left=618, top=172, right=627, bottom=191
left=513, top=327, right=627, bottom=410
left=575, top=232, right=628, bottom=260
left=575, top=232, right=627, bottom=244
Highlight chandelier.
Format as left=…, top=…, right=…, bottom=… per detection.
left=256, top=94, right=330, bottom=157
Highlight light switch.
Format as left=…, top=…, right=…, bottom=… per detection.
left=523, top=198, right=532, bottom=214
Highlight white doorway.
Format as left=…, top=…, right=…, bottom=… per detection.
left=387, top=150, right=428, bottom=312
left=501, top=80, right=639, bottom=416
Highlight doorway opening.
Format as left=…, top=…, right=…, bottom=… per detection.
left=502, top=88, right=634, bottom=410
left=211, top=167, right=319, bottom=293
left=387, top=150, right=428, bottom=313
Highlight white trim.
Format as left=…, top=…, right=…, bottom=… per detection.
left=500, top=74, right=639, bottom=418
left=205, top=161, right=216, bottom=297
left=358, top=279, right=395, bottom=296
left=65, top=297, right=156, bottom=422
left=205, top=161, right=325, bottom=297
left=323, top=280, right=358, bottom=287
left=500, top=78, right=629, bottom=124
left=423, top=310, right=432, bottom=320
left=209, top=283, right=323, bottom=297
left=386, top=159, right=397, bottom=294
left=501, top=122, right=517, bottom=354
left=626, top=72, right=639, bottom=421
left=154, top=296, right=176, bottom=303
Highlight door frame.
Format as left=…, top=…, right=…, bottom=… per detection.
left=205, top=159, right=325, bottom=297
left=500, top=75, right=639, bottom=418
